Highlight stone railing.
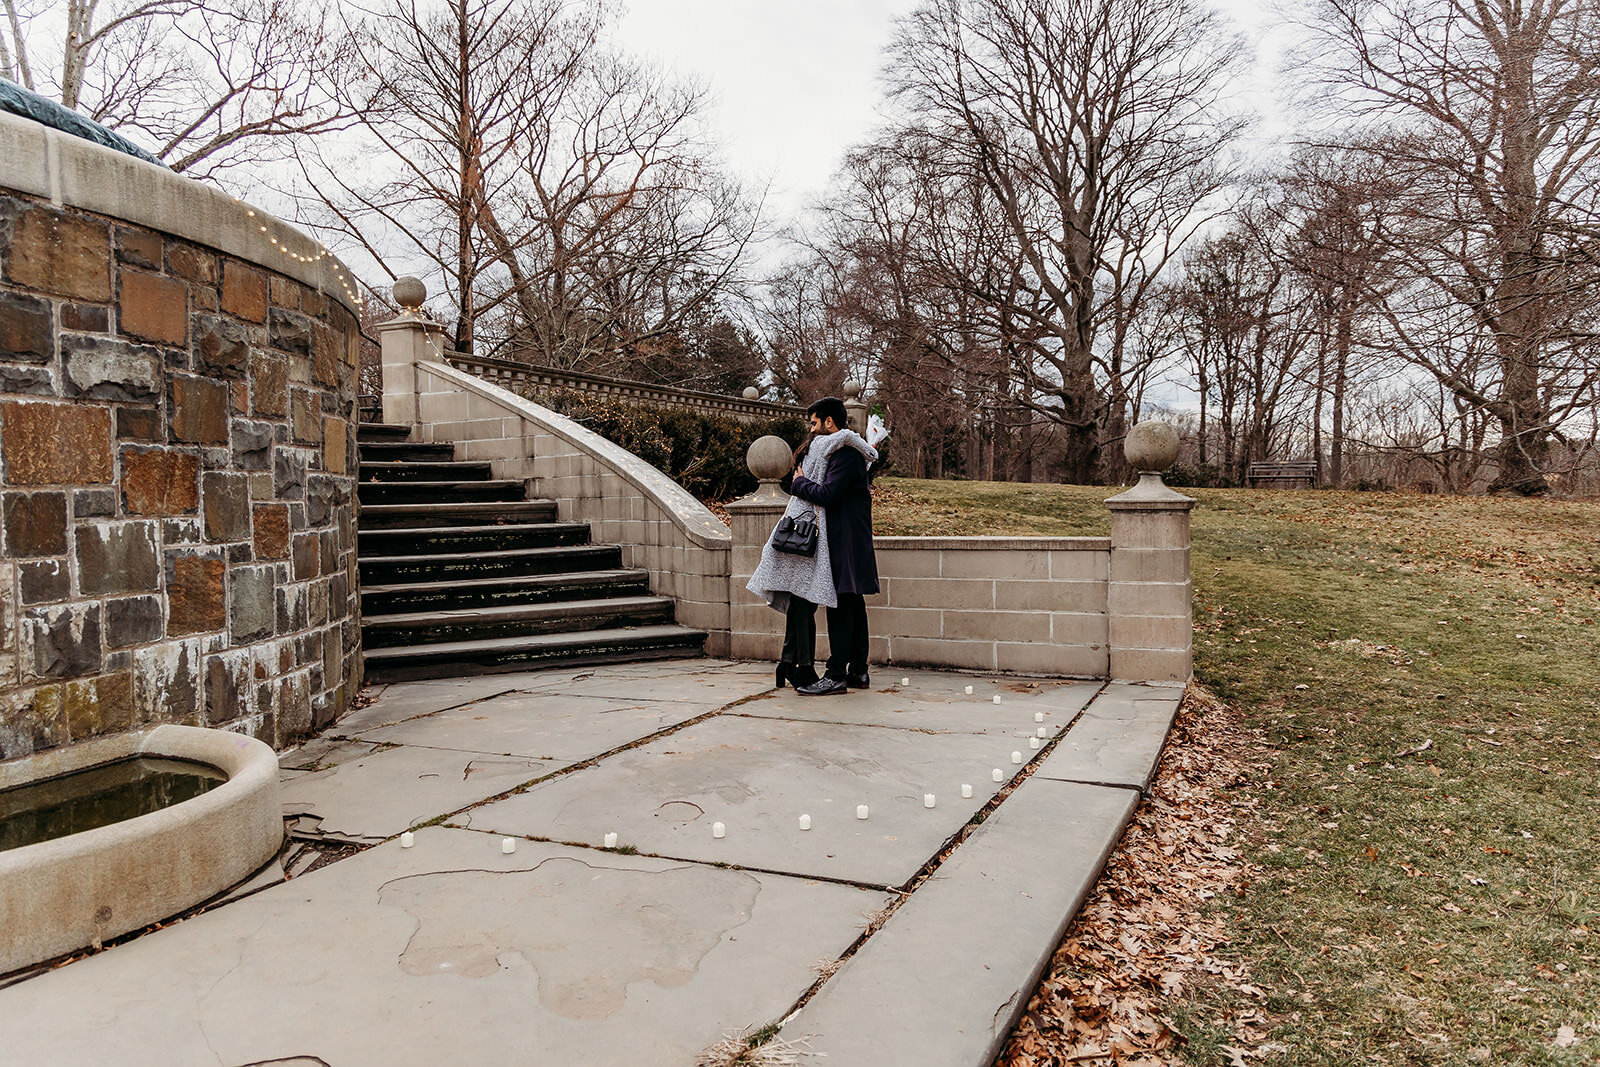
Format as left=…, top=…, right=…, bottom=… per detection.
left=0, top=111, right=364, bottom=760
left=445, top=350, right=800, bottom=422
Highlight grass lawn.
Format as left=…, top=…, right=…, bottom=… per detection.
left=874, top=477, right=1600, bottom=1065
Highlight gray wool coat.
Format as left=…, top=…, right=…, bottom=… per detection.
left=746, top=429, right=878, bottom=613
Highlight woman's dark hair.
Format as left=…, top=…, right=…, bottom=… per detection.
left=807, top=396, right=848, bottom=429
left=792, top=432, right=814, bottom=468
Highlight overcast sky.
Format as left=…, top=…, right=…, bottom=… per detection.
left=612, top=0, right=1296, bottom=232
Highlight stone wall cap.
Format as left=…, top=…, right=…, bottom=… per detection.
left=726, top=486, right=790, bottom=510
left=421, top=361, right=732, bottom=549
left=0, top=110, right=359, bottom=316
left=1106, top=473, right=1197, bottom=510
left=874, top=535, right=1111, bottom=551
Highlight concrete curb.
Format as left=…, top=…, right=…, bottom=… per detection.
left=788, top=775, right=1141, bottom=1064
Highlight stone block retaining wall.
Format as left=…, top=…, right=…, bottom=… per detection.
left=726, top=512, right=1122, bottom=677
left=0, top=113, right=362, bottom=759
left=866, top=537, right=1113, bottom=676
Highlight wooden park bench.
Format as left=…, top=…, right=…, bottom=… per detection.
left=1247, top=461, right=1318, bottom=489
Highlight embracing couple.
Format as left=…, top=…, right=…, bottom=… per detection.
left=747, top=396, right=878, bottom=697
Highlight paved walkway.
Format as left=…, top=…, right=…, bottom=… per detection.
left=0, top=659, right=1183, bottom=1066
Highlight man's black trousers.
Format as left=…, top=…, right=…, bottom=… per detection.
left=824, top=593, right=869, bottom=679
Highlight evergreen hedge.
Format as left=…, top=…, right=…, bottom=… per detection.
left=536, top=390, right=808, bottom=502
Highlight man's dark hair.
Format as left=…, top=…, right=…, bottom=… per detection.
left=808, top=396, right=848, bottom=429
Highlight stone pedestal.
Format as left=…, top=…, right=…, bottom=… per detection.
left=377, top=284, right=447, bottom=427
left=843, top=380, right=868, bottom=436
left=1106, top=473, right=1195, bottom=682
left=726, top=436, right=795, bottom=661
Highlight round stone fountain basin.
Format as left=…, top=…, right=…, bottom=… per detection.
left=0, top=725, right=282, bottom=975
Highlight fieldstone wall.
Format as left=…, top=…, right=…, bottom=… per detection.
left=0, top=172, right=361, bottom=759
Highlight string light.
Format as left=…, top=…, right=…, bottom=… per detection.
left=217, top=188, right=366, bottom=314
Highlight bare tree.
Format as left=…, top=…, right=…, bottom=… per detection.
left=506, top=50, right=760, bottom=372
left=1304, top=0, right=1600, bottom=495
left=884, top=0, right=1246, bottom=482
left=1168, top=207, right=1318, bottom=485
left=7, top=0, right=352, bottom=178
left=1275, top=144, right=1404, bottom=485
left=292, top=0, right=597, bottom=353
left=295, top=0, right=757, bottom=368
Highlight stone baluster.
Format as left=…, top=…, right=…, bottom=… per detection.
left=376, top=276, right=448, bottom=428
left=1106, top=423, right=1195, bottom=683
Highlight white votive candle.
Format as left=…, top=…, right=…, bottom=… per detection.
left=712, top=821, right=726, bottom=839
left=1011, top=751, right=1023, bottom=764
left=1034, top=712, right=1045, bottom=723
left=901, top=677, right=910, bottom=686
left=993, top=694, right=1002, bottom=704
left=856, top=804, right=870, bottom=820
left=992, top=768, right=1004, bottom=782
left=501, top=837, right=516, bottom=854
left=964, top=685, right=974, bottom=695
left=1037, top=726, right=1048, bottom=738
left=603, top=832, right=618, bottom=849
left=961, top=784, right=973, bottom=798
left=923, top=793, right=936, bottom=808
left=799, top=814, right=812, bottom=831
left=1029, top=737, right=1041, bottom=749
left=399, top=831, right=414, bottom=848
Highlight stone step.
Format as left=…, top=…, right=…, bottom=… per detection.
left=357, top=480, right=525, bottom=506
left=358, top=500, right=560, bottom=529
left=359, top=460, right=494, bottom=483
left=357, top=422, right=413, bottom=442
left=361, top=624, right=707, bottom=683
left=361, top=595, right=678, bottom=648
left=360, top=568, right=653, bottom=615
left=358, top=544, right=622, bottom=585
left=357, top=441, right=456, bottom=463
left=357, top=523, right=590, bottom=557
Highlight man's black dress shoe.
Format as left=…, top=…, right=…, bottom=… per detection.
left=796, top=676, right=849, bottom=696
left=846, top=673, right=870, bottom=689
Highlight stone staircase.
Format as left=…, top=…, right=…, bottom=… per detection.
left=357, top=423, right=706, bottom=683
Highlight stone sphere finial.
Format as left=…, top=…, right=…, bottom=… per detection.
left=392, top=276, right=426, bottom=310
left=742, top=386, right=759, bottom=401
left=1124, top=422, right=1181, bottom=473
left=747, top=435, right=793, bottom=482
left=843, top=380, right=862, bottom=400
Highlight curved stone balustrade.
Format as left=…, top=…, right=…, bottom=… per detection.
left=446, top=351, right=800, bottom=423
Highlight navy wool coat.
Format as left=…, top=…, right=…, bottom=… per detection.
left=787, top=447, right=879, bottom=596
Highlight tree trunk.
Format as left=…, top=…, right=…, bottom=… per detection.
left=1486, top=23, right=1551, bottom=496
left=1331, top=302, right=1351, bottom=487
left=453, top=0, right=475, bottom=356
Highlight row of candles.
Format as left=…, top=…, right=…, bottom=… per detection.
left=396, top=683, right=1056, bottom=852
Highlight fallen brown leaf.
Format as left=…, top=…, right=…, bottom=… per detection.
left=997, top=684, right=1265, bottom=1066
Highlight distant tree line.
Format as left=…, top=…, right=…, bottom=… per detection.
left=26, top=0, right=1600, bottom=494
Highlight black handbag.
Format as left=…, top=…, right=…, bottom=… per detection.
left=770, top=511, right=819, bottom=556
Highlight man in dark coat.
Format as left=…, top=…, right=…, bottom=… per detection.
left=787, top=396, right=878, bottom=695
